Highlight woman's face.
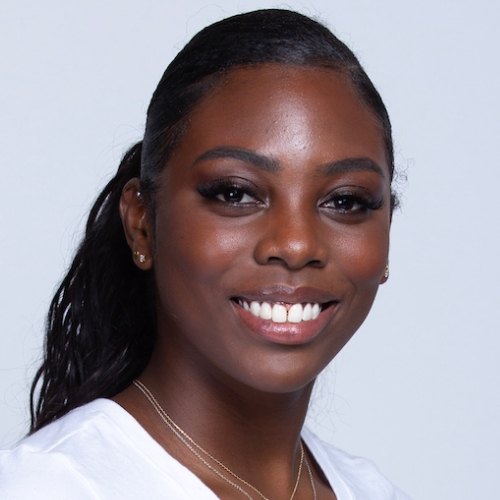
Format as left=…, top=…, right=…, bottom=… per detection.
left=149, top=65, right=391, bottom=393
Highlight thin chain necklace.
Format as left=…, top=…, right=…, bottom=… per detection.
left=133, top=379, right=317, bottom=500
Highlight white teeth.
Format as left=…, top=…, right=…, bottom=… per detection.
left=250, top=301, right=261, bottom=316
left=271, top=304, right=287, bottom=323
left=302, top=303, right=312, bottom=321
left=259, top=302, right=272, bottom=320
left=240, top=300, right=324, bottom=324
left=311, top=303, right=320, bottom=320
left=287, top=303, right=303, bottom=323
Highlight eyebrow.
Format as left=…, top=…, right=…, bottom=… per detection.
left=192, top=146, right=386, bottom=178
left=320, top=157, right=386, bottom=178
left=192, top=146, right=281, bottom=173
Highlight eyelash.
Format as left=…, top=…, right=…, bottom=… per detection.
left=320, top=191, right=383, bottom=214
left=197, top=178, right=262, bottom=207
left=197, top=179, right=383, bottom=215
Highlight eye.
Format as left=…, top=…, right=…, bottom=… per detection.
left=323, top=194, right=365, bottom=212
left=216, top=186, right=256, bottom=204
left=320, top=191, right=383, bottom=215
left=197, top=178, right=263, bottom=209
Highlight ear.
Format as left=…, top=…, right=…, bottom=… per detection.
left=120, top=178, right=153, bottom=270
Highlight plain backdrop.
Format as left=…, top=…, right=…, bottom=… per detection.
left=1, top=1, right=499, bottom=498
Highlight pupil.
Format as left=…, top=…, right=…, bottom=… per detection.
left=227, top=188, right=241, bottom=202
left=337, top=196, right=353, bottom=209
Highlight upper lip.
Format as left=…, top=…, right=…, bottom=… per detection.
left=232, top=285, right=339, bottom=304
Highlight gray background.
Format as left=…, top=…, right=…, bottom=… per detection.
left=1, top=1, right=499, bottom=498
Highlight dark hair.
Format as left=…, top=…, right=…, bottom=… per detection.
left=30, top=9, right=395, bottom=432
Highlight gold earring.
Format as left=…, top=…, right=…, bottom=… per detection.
left=133, top=251, right=146, bottom=263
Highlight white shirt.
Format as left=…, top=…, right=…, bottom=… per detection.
left=0, top=399, right=411, bottom=499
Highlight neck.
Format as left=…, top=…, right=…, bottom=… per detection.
left=113, top=328, right=321, bottom=499
left=141, top=346, right=315, bottom=462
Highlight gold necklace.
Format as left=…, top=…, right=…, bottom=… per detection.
left=133, top=379, right=317, bottom=500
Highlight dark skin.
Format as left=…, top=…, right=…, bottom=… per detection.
left=115, top=65, right=392, bottom=499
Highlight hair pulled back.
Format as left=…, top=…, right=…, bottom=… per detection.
left=30, top=9, right=395, bottom=432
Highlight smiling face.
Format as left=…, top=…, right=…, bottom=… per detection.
left=144, top=65, right=391, bottom=394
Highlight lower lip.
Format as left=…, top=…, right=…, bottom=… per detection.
left=232, top=302, right=338, bottom=345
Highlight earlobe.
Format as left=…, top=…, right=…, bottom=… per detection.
left=120, top=178, right=153, bottom=270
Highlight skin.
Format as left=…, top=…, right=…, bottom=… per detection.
left=116, top=65, right=392, bottom=499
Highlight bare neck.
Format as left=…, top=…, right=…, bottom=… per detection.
left=113, top=349, right=318, bottom=499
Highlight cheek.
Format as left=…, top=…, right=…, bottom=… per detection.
left=154, top=207, right=250, bottom=289
left=335, top=222, right=390, bottom=287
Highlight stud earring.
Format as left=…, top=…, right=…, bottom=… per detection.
left=383, top=264, right=389, bottom=280
left=133, top=251, right=146, bottom=263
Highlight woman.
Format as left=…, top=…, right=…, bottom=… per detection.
left=0, top=9, right=409, bottom=499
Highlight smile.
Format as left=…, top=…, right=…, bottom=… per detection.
left=235, top=299, right=322, bottom=324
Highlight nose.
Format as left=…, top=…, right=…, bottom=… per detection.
left=253, top=202, right=328, bottom=270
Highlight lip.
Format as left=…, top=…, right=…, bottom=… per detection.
left=231, top=285, right=339, bottom=345
left=233, top=284, right=338, bottom=305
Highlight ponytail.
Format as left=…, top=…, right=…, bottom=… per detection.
left=30, top=142, right=156, bottom=433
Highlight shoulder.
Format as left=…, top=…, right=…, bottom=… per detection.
left=1, top=399, right=126, bottom=458
left=0, top=399, right=215, bottom=499
left=0, top=399, right=137, bottom=499
left=0, top=400, right=117, bottom=499
left=302, top=427, right=412, bottom=500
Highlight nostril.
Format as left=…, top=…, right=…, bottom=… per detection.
left=267, top=256, right=283, bottom=264
left=309, top=259, right=324, bottom=268
left=265, top=255, right=325, bottom=269
left=253, top=224, right=328, bottom=269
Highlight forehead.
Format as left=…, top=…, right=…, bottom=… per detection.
left=170, top=64, right=388, bottom=176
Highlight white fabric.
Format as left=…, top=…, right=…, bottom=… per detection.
left=0, top=399, right=411, bottom=499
